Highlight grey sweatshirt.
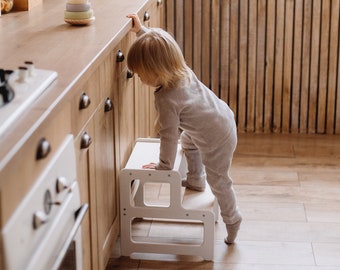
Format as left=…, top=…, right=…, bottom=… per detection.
left=137, top=27, right=236, bottom=170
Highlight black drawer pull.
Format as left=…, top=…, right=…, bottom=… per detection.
left=104, top=97, right=113, bottom=112
left=80, top=132, right=92, bottom=149
left=116, top=50, right=125, bottom=62
left=36, top=138, right=51, bottom=160
left=79, top=92, right=91, bottom=110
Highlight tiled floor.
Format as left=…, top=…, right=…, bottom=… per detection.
left=106, top=133, right=340, bottom=269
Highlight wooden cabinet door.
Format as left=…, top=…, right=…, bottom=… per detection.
left=91, top=97, right=118, bottom=270
left=75, top=123, right=95, bottom=270
left=134, top=79, right=151, bottom=138
left=114, top=34, right=136, bottom=169
left=76, top=70, right=117, bottom=270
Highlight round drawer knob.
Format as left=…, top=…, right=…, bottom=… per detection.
left=127, top=69, right=134, bottom=79
left=81, top=131, right=92, bottom=149
left=79, top=92, right=91, bottom=110
left=144, top=11, right=150, bottom=22
left=36, top=138, right=51, bottom=160
left=104, top=97, right=113, bottom=112
left=116, top=50, right=125, bottom=62
left=157, top=0, right=162, bottom=6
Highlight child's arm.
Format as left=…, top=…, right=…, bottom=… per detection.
left=126, top=13, right=142, bottom=33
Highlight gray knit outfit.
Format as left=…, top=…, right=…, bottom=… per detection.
left=137, top=27, right=242, bottom=226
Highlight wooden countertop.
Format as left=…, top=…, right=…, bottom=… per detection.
left=0, top=0, right=150, bottom=169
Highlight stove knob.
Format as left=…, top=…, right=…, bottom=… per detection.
left=24, top=61, right=35, bottom=77
left=56, top=176, right=69, bottom=193
left=0, top=70, right=15, bottom=107
left=0, top=69, right=5, bottom=83
left=33, top=211, right=49, bottom=230
left=18, top=66, right=28, bottom=83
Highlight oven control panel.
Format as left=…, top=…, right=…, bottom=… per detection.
left=2, top=134, right=81, bottom=270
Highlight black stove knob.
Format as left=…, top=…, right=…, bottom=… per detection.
left=0, top=69, right=14, bottom=107
left=0, top=69, right=5, bottom=82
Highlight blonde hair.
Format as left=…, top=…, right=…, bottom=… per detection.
left=127, top=28, right=190, bottom=89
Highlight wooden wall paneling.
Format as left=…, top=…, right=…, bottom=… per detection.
left=184, top=0, right=193, bottom=68
left=193, top=0, right=202, bottom=79
left=211, top=0, right=220, bottom=96
left=238, top=0, right=248, bottom=133
left=229, top=0, right=239, bottom=122
left=165, top=0, right=340, bottom=135
left=308, top=0, right=321, bottom=134
left=317, top=0, right=331, bottom=133
left=201, top=0, right=211, bottom=88
left=273, top=0, right=285, bottom=133
left=291, top=0, right=303, bottom=134
left=328, top=0, right=340, bottom=134
left=165, top=0, right=175, bottom=37
left=220, top=0, right=230, bottom=105
left=255, top=0, right=266, bottom=133
left=247, top=0, right=257, bottom=132
left=282, top=0, right=294, bottom=133
left=175, top=0, right=184, bottom=51
left=300, top=0, right=312, bottom=133
left=264, top=0, right=275, bottom=133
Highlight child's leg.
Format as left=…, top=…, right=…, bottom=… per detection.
left=180, top=132, right=206, bottom=191
left=202, top=131, right=242, bottom=243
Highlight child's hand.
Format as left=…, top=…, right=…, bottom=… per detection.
left=142, top=162, right=157, bottom=169
left=126, top=13, right=142, bottom=33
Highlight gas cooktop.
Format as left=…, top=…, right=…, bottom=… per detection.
left=0, top=62, right=57, bottom=137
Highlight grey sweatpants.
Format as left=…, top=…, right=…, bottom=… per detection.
left=180, top=130, right=242, bottom=225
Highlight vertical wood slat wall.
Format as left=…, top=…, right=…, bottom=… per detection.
left=164, top=0, right=340, bottom=134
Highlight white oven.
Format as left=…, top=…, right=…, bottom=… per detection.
left=2, top=134, right=88, bottom=270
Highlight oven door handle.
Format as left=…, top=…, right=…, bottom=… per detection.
left=51, top=203, right=89, bottom=270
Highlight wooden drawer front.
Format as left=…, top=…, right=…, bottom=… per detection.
left=0, top=105, right=71, bottom=226
left=70, top=69, right=101, bottom=137
left=114, top=45, right=127, bottom=76
left=98, top=52, right=116, bottom=99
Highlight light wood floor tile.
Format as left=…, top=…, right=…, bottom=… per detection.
left=304, top=202, right=340, bottom=222
left=231, top=169, right=300, bottom=186
left=238, top=201, right=306, bottom=221
left=313, top=243, right=340, bottom=266
left=229, top=221, right=340, bottom=243
left=214, top=240, right=315, bottom=265
left=235, top=184, right=340, bottom=204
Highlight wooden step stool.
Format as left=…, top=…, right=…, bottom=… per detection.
left=119, top=138, right=218, bottom=260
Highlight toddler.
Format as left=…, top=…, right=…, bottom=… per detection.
left=126, top=14, right=242, bottom=244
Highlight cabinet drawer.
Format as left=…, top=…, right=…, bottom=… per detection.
left=0, top=105, right=71, bottom=226
left=70, top=69, right=102, bottom=137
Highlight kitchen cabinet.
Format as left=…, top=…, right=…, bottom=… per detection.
left=73, top=54, right=117, bottom=270
left=0, top=0, right=162, bottom=269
